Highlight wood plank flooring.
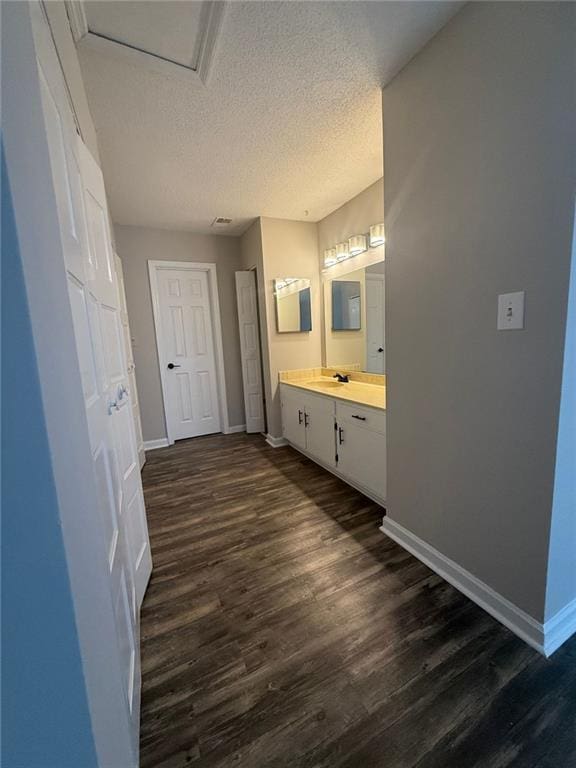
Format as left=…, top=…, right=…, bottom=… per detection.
left=139, top=433, right=576, bottom=768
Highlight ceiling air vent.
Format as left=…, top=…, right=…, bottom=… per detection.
left=212, top=217, right=233, bottom=227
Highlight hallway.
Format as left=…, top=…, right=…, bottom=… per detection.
left=139, top=435, right=576, bottom=768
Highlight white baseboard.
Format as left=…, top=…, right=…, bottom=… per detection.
left=226, top=424, right=246, bottom=434
left=265, top=434, right=288, bottom=448
left=544, top=598, right=576, bottom=656
left=380, top=517, right=575, bottom=657
left=143, top=438, right=170, bottom=451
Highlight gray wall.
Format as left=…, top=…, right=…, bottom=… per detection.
left=383, top=2, right=575, bottom=621
left=115, top=225, right=245, bottom=442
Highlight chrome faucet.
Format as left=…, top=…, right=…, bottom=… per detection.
left=333, top=372, right=349, bottom=383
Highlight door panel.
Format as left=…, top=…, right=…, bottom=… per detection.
left=153, top=267, right=222, bottom=441
left=303, top=393, right=336, bottom=467
left=337, top=422, right=387, bottom=500
left=280, top=386, right=306, bottom=450
left=236, top=271, right=265, bottom=433
left=115, top=254, right=145, bottom=468
left=32, top=7, right=151, bottom=759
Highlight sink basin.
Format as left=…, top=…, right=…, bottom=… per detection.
left=309, top=379, right=344, bottom=388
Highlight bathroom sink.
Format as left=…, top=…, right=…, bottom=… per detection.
left=309, top=379, right=345, bottom=388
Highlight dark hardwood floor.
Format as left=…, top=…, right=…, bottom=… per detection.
left=139, top=433, right=576, bottom=768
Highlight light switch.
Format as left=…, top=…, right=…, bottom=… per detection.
left=497, top=291, right=525, bottom=330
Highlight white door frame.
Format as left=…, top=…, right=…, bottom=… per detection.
left=148, top=260, right=230, bottom=443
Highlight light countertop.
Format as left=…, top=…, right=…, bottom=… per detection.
left=280, top=377, right=386, bottom=411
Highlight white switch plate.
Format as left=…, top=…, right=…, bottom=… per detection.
left=497, top=291, right=525, bottom=330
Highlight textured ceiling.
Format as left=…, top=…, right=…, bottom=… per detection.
left=79, top=1, right=461, bottom=235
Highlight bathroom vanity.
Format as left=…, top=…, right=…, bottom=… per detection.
left=280, top=371, right=386, bottom=506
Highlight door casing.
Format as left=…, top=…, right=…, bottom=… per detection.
left=148, top=260, right=230, bottom=444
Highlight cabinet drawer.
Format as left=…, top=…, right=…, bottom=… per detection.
left=336, top=402, right=386, bottom=435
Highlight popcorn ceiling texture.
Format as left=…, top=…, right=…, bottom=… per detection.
left=79, top=1, right=460, bottom=235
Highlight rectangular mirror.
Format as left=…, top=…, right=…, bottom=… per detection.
left=332, top=280, right=361, bottom=330
left=274, top=278, right=312, bottom=333
left=323, top=260, right=385, bottom=373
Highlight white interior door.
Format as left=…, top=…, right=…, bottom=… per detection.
left=235, top=270, right=265, bottom=433
left=32, top=7, right=151, bottom=756
left=366, top=274, right=385, bottom=374
left=152, top=265, right=222, bottom=441
left=115, top=254, right=145, bottom=468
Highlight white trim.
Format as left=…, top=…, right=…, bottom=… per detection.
left=226, top=424, right=247, bottom=434
left=544, top=598, right=576, bottom=656
left=265, top=434, right=288, bottom=448
left=380, top=517, right=576, bottom=657
left=77, top=2, right=226, bottom=86
left=148, top=260, right=230, bottom=445
left=143, top=438, right=170, bottom=451
left=64, top=0, right=88, bottom=42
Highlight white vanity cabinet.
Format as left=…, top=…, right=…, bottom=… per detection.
left=280, top=383, right=386, bottom=504
left=336, top=402, right=386, bottom=501
left=280, top=385, right=336, bottom=467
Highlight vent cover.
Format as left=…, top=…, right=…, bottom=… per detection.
left=212, top=217, right=233, bottom=227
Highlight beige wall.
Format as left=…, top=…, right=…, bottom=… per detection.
left=317, top=178, right=384, bottom=259
left=383, top=2, right=575, bottom=621
left=241, top=218, right=321, bottom=437
left=114, top=225, right=245, bottom=442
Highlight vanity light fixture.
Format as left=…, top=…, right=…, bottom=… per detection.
left=335, top=242, right=349, bottom=261
left=324, top=248, right=338, bottom=267
left=348, top=234, right=367, bottom=256
left=369, top=223, right=385, bottom=247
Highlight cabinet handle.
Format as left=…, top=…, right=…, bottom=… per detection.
left=338, top=426, right=344, bottom=444
left=351, top=415, right=366, bottom=421
left=304, top=413, right=310, bottom=427
left=298, top=409, right=303, bottom=425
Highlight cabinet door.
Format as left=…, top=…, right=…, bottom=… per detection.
left=303, top=393, right=336, bottom=467
left=337, top=422, right=386, bottom=500
left=281, top=387, right=306, bottom=450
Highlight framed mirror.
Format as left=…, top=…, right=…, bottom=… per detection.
left=323, top=260, right=385, bottom=373
left=274, top=278, right=312, bottom=333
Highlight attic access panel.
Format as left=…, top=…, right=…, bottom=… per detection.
left=80, top=1, right=225, bottom=82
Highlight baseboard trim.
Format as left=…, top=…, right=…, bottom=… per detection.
left=544, top=598, right=576, bottom=656
left=143, top=438, right=170, bottom=451
left=380, top=517, right=574, bottom=657
left=225, top=424, right=246, bottom=434
left=265, top=434, right=288, bottom=448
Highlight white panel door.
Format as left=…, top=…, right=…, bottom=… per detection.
left=115, top=254, right=145, bottom=468
left=79, top=141, right=152, bottom=609
left=366, top=274, right=385, bottom=374
left=32, top=8, right=151, bottom=757
left=154, top=267, right=221, bottom=441
left=235, top=270, right=265, bottom=433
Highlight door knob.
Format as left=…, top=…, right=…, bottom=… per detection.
left=167, top=363, right=181, bottom=370
left=377, top=347, right=384, bottom=353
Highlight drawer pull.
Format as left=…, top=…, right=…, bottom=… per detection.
left=304, top=413, right=310, bottom=427
left=298, top=409, right=303, bottom=424
left=338, top=426, right=344, bottom=445
left=351, top=415, right=366, bottom=421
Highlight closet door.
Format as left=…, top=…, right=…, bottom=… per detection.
left=116, top=254, right=146, bottom=468
left=31, top=4, right=151, bottom=758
